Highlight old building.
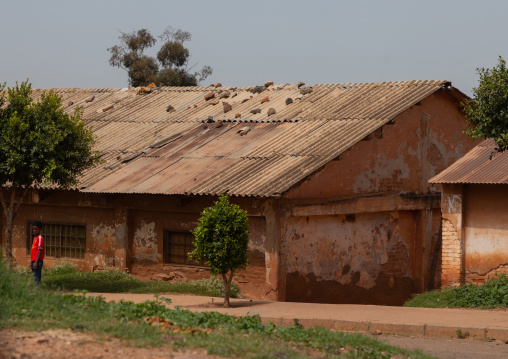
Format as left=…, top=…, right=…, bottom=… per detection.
left=3, top=80, right=476, bottom=305
left=430, top=139, right=508, bottom=287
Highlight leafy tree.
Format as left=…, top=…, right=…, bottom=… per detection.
left=108, top=27, right=213, bottom=87
left=0, top=80, right=101, bottom=263
left=189, top=194, right=249, bottom=308
left=463, top=56, right=508, bottom=153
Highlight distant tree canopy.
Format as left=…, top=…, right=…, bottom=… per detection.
left=108, top=27, right=213, bottom=88
left=463, top=56, right=508, bottom=153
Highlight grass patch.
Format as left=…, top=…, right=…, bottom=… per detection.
left=16, top=261, right=239, bottom=298
left=403, top=288, right=455, bottom=308
left=405, top=274, right=508, bottom=309
left=1, top=259, right=435, bottom=358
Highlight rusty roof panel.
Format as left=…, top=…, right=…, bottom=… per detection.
left=77, top=151, right=124, bottom=189
left=430, top=139, right=508, bottom=184
left=187, top=155, right=320, bottom=197
left=147, top=124, right=222, bottom=158
left=132, top=157, right=237, bottom=194
left=186, top=122, right=286, bottom=159
left=26, top=81, right=454, bottom=197
left=86, top=156, right=166, bottom=193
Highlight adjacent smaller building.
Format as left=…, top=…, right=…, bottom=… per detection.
left=430, top=139, right=508, bottom=287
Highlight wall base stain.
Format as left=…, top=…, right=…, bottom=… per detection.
left=285, top=271, right=414, bottom=306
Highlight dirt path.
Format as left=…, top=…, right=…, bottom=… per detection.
left=376, top=334, right=508, bottom=359
left=0, top=329, right=217, bottom=359
left=4, top=328, right=508, bottom=359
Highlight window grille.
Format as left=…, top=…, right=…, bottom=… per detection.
left=27, top=222, right=86, bottom=259
left=163, top=230, right=205, bottom=266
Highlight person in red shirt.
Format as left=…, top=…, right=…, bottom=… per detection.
left=30, top=221, right=44, bottom=286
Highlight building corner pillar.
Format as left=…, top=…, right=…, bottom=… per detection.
left=440, top=184, right=464, bottom=287
left=262, top=199, right=285, bottom=301
left=114, top=206, right=131, bottom=272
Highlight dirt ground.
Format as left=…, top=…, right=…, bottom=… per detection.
left=129, top=268, right=267, bottom=301
left=376, top=334, right=508, bottom=359
left=4, top=328, right=508, bottom=359
left=5, top=288, right=508, bottom=359
left=0, top=329, right=218, bottom=359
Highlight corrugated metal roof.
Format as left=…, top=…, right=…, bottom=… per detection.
left=430, top=139, right=508, bottom=184
left=28, top=80, right=457, bottom=197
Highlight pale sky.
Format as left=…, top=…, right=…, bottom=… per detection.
left=2, top=1, right=508, bottom=95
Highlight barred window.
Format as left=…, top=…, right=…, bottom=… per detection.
left=163, top=230, right=205, bottom=266
left=27, top=222, right=86, bottom=259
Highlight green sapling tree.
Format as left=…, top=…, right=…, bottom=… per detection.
left=189, top=194, right=249, bottom=308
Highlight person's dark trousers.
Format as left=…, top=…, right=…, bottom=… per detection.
left=30, top=260, right=43, bottom=286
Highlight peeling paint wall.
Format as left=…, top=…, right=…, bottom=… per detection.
left=439, top=184, right=464, bottom=287
left=464, top=184, right=508, bottom=284
left=90, top=223, right=116, bottom=267
left=128, top=206, right=267, bottom=299
left=132, top=220, right=157, bottom=264
left=441, top=184, right=508, bottom=287
left=234, top=216, right=267, bottom=298
left=284, top=211, right=419, bottom=305
left=280, top=92, right=476, bottom=305
left=352, top=151, right=411, bottom=194
left=286, top=93, right=475, bottom=199
left=5, top=195, right=116, bottom=271
left=4, top=193, right=267, bottom=299
left=286, top=212, right=404, bottom=287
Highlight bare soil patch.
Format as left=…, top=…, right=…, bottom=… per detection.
left=375, top=333, right=508, bottom=359
left=0, top=329, right=217, bottom=359
left=130, top=266, right=267, bottom=301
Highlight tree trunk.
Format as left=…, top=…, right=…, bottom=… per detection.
left=221, top=271, right=235, bottom=308
left=4, top=214, right=13, bottom=263
left=1, top=187, right=30, bottom=265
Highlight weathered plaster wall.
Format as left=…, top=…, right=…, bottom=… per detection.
left=234, top=215, right=267, bottom=298
left=286, top=92, right=473, bottom=199
left=464, top=184, right=508, bottom=284
left=441, top=184, right=508, bottom=286
left=4, top=192, right=267, bottom=299
left=279, top=92, right=476, bottom=304
left=89, top=221, right=117, bottom=268
left=127, top=207, right=267, bottom=297
left=8, top=195, right=116, bottom=271
left=440, top=184, right=464, bottom=287
left=284, top=211, right=420, bottom=305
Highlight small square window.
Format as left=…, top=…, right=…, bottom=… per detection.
left=163, top=230, right=205, bottom=266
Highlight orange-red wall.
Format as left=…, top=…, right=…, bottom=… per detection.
left=280, top=92, right=476, bottom=304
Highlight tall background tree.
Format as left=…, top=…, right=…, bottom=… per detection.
left=0, top=80, right=101, bottom=262
left=189, top=194, right=249, bottom=308
left=108, top=27, right=213, bottom=87
left=463, top=56, right=508, bottom=154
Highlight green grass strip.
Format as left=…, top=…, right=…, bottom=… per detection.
left=15, top=261, right=239, bottom=297
left=405, top=274, right=508, bottom=309
left=2, top=261, right=434, bottom=358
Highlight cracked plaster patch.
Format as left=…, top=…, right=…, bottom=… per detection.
left=285, top=213, right=400, bottom=289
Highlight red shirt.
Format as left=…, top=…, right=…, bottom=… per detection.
left=31, top=235, right=45, bottom=261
